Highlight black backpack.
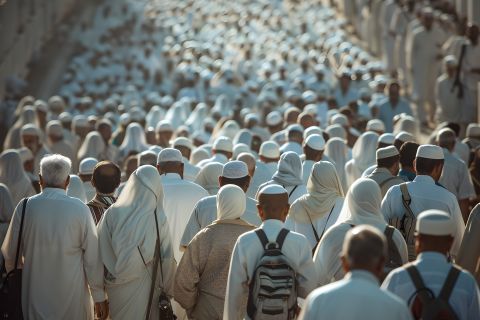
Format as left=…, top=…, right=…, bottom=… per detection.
left=383, top=225, right=404, bottom=277
left=406, top=264, right=461, bottom=320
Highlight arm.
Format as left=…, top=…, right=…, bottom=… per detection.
left=1, top=203, right=21, bottom=272
left=174, top=237, right=201, bottom=313
left=450, top=200, right=466, bottom=260
left=180, top=203, right=202, bottom=249
left=158, top=212, right=177, bottom=297
left=223, top=239, right=249, bottom=320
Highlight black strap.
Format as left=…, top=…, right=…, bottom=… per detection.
left=255, top=229, right=269, bottom=249
left=255, top=228, right=289, bottom=250
left=288, top=185, right=298, bottom=198
left=438, top=266, right=461, bottom=302
left=399, top=183, right=414, bottom=236
left=13, top=198, right=28, bottom=270
left=406, top=264, right=433, bottom=306
left=384, top=225, right=394, bottom=239
left=276, top=229, right=289, bottom=250
left=307, top=205, right=335, bottom=244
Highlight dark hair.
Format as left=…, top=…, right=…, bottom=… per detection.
left=399, top=142, right=420, bottom=167
left=445, top=122, right=460, bottom=137
left=377, top=155, right=399, bottom=168
left=415, top=157, right=444, bottom=175
left=92, top=161, right=121, bottom=194
left=219, top=175, right=250, bottom=189
left=304, top=144, right=322, bottom=161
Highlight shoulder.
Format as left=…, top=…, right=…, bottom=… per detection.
left=196, top=195, right=216, bottom=208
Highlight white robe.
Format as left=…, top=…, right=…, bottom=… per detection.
left=1, top=188, right=105, bottom=319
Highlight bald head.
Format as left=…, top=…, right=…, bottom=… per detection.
left=237, top=152, right=256, bottom=177
left=437, top=128, right=456, bottom=151
left=92, top=161, right=121, bottom=194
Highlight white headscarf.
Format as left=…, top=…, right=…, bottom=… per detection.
left=233, top=129, right=253, bottom=148
left=165, top=103, right=186, bottom=129
left=217, top=120, right=240, bottom=141
left=4, top=106, right=36, bottom=149
left=290, top=161, right=344, bottom=223
left=216, top=185, right=246, bottom=220
left=337, top=178, right=386, bottom=230
left=272, top=151, right=303, bottom=187
left=119, top=123, right=149, bottom=158
left=348, top=131, right=378, bottom=180
left=191, top=148, right=211, bottom=165
left=185, top=103, right=208, bottom=132
left=67, top=174, right=88, bottom=203
left=194, top=162, right=223, bottom=195
left=0, top=150, right=35, bottom=205
left=0, top=183, right=13, bottom=224
left=98, top=165, right=167, bottom=281
left=77, top=131, right=105, bottom=162
left=146, top=106, right=165, bottom=129
left=325, top=137, right=349, bottom=191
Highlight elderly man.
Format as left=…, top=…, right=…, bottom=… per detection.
left=299, top=226, right=412, bottom=320
left=1, top=154, right=107, bottom=319
left=382, top=145, right=465, bottom=261
left=382, top=210, right=480, bottom=319
left=180, top=161, right=262, bottom=248
left=156, top=148, right=208, bottom=263
left=173, top=137, right=200, bottom=181
left=20, top=124, right=50, bottom=175
left=367, top=146, right=405, bottom=197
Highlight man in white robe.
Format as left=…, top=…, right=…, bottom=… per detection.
left=197, top=137, right=233, bottom=168
left=156, top=148, right=208, bottom=263
left=20, top=124, right=50, bottom=176
left=299, top=226, right=412, bottom=320
left=301, top=134, right=330, bottom=185
left=78, top=157, right=98, bottom=202
left=2, top=154, right=107, bottom=319
left=46, top=120, right=77, bottom=170
left=172, top=137, right=200, bottom=181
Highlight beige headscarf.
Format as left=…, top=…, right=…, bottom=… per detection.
left=216, top=185, right=246, bottom=221
left=289, top=161, right=344, bottom=223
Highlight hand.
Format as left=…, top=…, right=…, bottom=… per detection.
left=95, top=300, right=109, bottom=320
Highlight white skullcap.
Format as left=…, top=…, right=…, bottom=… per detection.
left=120, top=113, right=131, bottom=125
left=376, top=146, right=399, bottom=160
left=304, top=126, right=322, bottom=139
left=378, top=133, right=395, bottom=145
left=21, top=124, right=40, bottom=136
left=466, top=123, right=480, bottom=138
left=331, top=114, right=349, bottom=127
left=444, top=55, right=457, bottom=67
left=287, top=124, right=304, bottom=134
left=395, top=131, right=415, bottom=143
left=213, top=137, right=233, bottom=152
left=222, top=160, right=249, bottom=179
left=59, top=112, right=72, bottom=123
left=259, top=141, right=280, bottom=158
left=258, top=184, right=288, bottom=196
left=366, top=119, right=385, bottom=132
left=416, top=210, right=454, bottom=236
left=17, top=147, right=33, bottom=162
left=79, top=157, right=98, bottom=175
left=233, top=143, right=250, bottom=159
left=266, top=111, right=283, bottom=126
left=149, top=145, right=163, bottom=155
left=156, top=120, right=173, bottom=132
left=46, top=121, right=63, bottom=137
left=416, top=144, right=444, bottom=160
left=173, top=137, right=193, bottom=150
left=157, top=148, right=183, bottom=163
left=35, top=101, right=48, bottom=113
left=73, top=115, right=89, bottom=128
left=305, top=134, right=325, bottom=151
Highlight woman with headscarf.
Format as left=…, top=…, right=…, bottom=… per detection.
left=119, top=122, right=149, bottom=160
left=194, top=162, right=223, bottom=195
left=66, top=174, right=88, bottom=203
left=174, top=185, right=255, bottom=319
left=145, top=105, right=165, bottom=129
left=313, top=178, right=407, bottom=285
left=344, top=131, right=378, bottom=189
left=165, top=102, right=187, bottom=129
left=97, top=165, right=176, bottom=320
left=0, top=150, right=36, bottom=205
left=77, top=131, right=106, bottom=162
left=325, top=137, right=350, bottom=191
left=3, top=106, right=36, bottom=150
left=256, top=151, right=307, bottom=204
left=185, top=103, right=209, bottom=133
left=0, top=183, right=14, bottom=266
left=286, top=161, right=345, bottom=251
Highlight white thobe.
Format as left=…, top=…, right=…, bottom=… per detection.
left=380, top=0, right=397, bottom=71
left=299, top=271, right=413, bottom=320
left=454, top=139, right=470, bottom=164
left=247, top=162, right=277, bottom=199
left=435, top=74, right=467, bottom=124
left=182, top=157, right=200, bottom=182
left=381, top=175, right=465, bottom=258
left=1, top=188, right=105, bottom=319
left=224, top=219, right=318, bottom=320
left=334, top=86, right=359, bottom=108
left=161, top=173, right=208, bottom=262
left=382, top=252, right=480, bottom=320
left=280, top=141, right=303, bottom=155
left=180, top=195, right=262, bottom=247
left=285, top=198, right=344, bottom=249
left=439, top=148, right=476, bottom=201
left=196, top=153, right=229, bottom=168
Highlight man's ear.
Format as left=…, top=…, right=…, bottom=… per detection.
left=65, top=175, right=71, bottom=190
left=341, top=255, right=350, bottom=274
left=257, top=204, right=265, bottom=221
left=39, top=174, right=44, bottom=189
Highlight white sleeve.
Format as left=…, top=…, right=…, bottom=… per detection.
left=223, top=239, right=249, bottom=320
left=450, top=199, right=465, bottom=259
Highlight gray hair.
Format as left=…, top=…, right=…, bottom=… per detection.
left=436, top=128, right=456, bottom=149
left=138, top=151, right=158, bottom=166
left=40, top=154, right=72, bottom=187
left=342, top=225, right=387, bottom=268
left=237, top=152, right=256, bottom=172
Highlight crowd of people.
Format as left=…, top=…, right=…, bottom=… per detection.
left=1, top=0, right=480, bottom=319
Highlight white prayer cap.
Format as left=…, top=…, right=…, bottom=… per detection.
left=359, top=88, right=371, bottom=99
left=416, top=210, right=454, bottom=236
left=222, top=160, right=249, bottom=179
left=422, top=7, right=434, bottom=17
left=378, top=133, right=395, bottom=145
left=376, top=146, right=399, bottom=160
left=304, top=126, right=322, bottom=139
left=444, top=55, right=457, bottom=67
left=46, top=121, right=63, bottom=137
left=173, top=137, right=193, bottom=150
left=156, top=120, right=173, bottom=132
left=366, top=119, right=385, bottom=132
left=34, top=100, right=48, bottom=113
left=302, top=90, right=317, bottom=104
left=266, top=111, right=283, bottom=126
left=244, top=113, right=259, bottom=124
left=213, top=137, right=233, bottom=153
left=59, top=112, right=72, bottom=123
left=259, top=141, right=280, bottom=159
left=21, top=124, right=41, bottom=136
left=73, top=115, right=89, bottom=128
left=466, top=123, right=480, bottom=139
left=149, top=145, right=163, bottom=155
left=287, top=124, right=304, bottom=134
left=416, top=144, right=444, bottom=160
left=305, top=134, right=325, bottom=151
left=79, top=157, right=98, bottom=175
left=48, top=96, right=65, bottom=112
left=304, top=104, right=318, bottom=117
left=395, top=131, right=415, bottom=143
left=120, top=113, right=131, bottom=126
left=17, top=147, right=33, bottom=162
left=157, top=148, right=183, bottom=163
left=258, top=184, right=288, bottom=197
left=374, top=75, right=387, bottom=85
left=233, top=143, right=250, bottom=159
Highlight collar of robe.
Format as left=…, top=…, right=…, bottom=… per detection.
left=413, top=175, right=435, bottom=184
left=416, top=251, right=448, bottom=263
left=344, top=270, right=380, bottom=286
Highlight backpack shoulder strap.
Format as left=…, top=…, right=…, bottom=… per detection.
left=384, top=225, right=395, bottom=239
left=400, top=183, right=411, bottom=203
left=14, top=198, right=28, bottom=270
left=379, top=176, right=400, bottom=189
left=276, top=228, right=290, bottom=250
left=255, top=228, right=270, bottom=249
left=406, top=264, right=435, bottom=307
left=438, top=266, right=462, bottom=302
left=289, top=185, right=299, bottom=197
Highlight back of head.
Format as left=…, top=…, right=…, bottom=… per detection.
left=436, top=128, right=456, bottom=150
left=216, top=184, right=246, bottom=220
left=399, top=142, right=420, bottom=168
left=138, top=151, right=157, bottom=166
left=257, top=184, right=289, bottom=221
left=40, top=154, right=72, bottom=188
left=237, top=152, right=256, bottom=174
left=92, top=161, right=121, bottom=195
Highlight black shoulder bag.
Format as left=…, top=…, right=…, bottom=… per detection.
left=0, top=197, right=28, bottom=320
